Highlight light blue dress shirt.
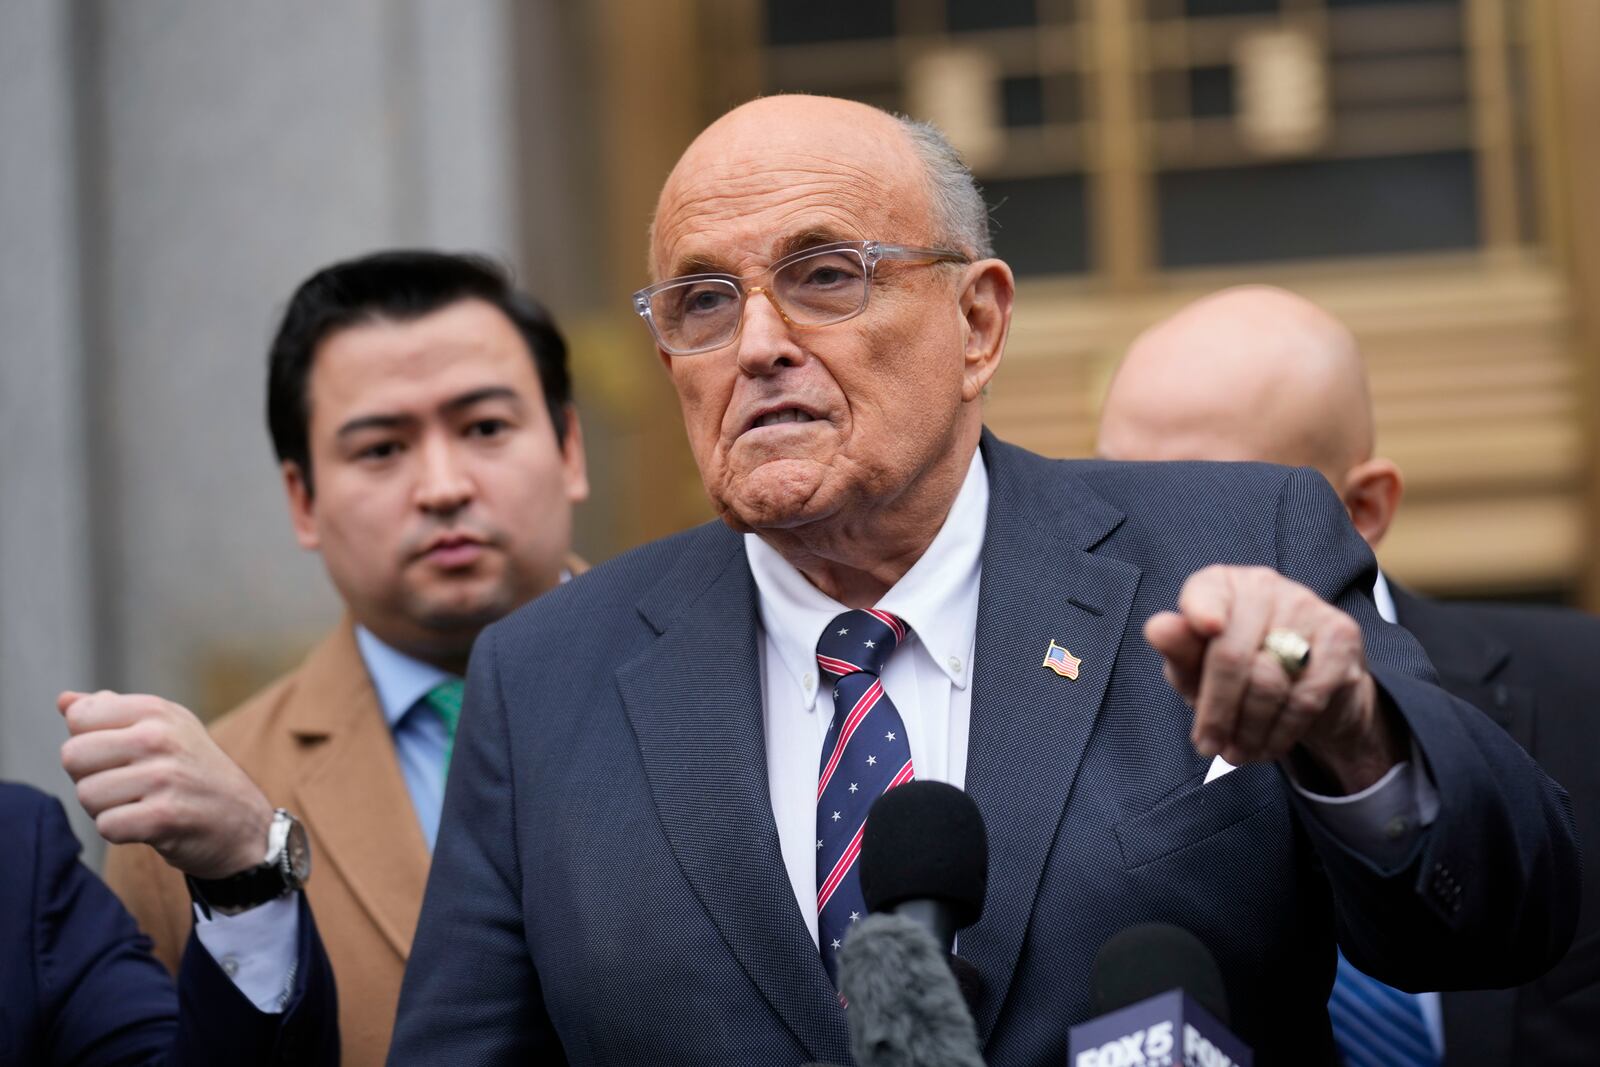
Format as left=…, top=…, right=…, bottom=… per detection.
left=353, top=626, right=455, bottom=852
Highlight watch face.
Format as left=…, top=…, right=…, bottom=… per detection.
left=284, top=816, right=312, bottom=886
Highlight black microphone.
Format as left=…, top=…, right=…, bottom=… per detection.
left=1091, top=924, right=1230, bottom=1021
left=859, top=781, right=987, bottom=955
left=1070, top=924, right=1253, bottom=1067
left=836, top=913, right=986, bottom=1067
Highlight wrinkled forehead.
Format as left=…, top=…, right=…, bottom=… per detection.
left=650, top=114, right=935, bottom=280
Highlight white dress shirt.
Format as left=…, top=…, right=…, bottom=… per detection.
left=747, top=449, right=1437, bottom=947
left=191, top=894, right=299, bottom=1012
left=749, top=450, right=988, bottom=945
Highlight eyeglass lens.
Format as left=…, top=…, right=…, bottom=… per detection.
left=649, top=247, right=869, bottom=352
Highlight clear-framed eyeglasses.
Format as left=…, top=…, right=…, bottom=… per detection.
left=632, top=240, right=970, bottom=357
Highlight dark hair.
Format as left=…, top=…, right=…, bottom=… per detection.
left=266, top=249, right=572, bottom=489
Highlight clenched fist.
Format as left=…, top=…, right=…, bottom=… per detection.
left=58, top=690, right=274, bottom=879
left=1144, top=565, right=1405, bottom=793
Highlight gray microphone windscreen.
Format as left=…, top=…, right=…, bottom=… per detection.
left=837, top=913, right=986, bottom=1067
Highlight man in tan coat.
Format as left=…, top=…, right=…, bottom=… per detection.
left=101, top=250, right=589, bottom=1067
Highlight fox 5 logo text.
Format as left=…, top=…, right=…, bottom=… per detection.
left=1074, top=1021, right=1236, bottom=1067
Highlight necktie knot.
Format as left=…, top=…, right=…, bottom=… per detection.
left=815, top=609, right=907, bottom=680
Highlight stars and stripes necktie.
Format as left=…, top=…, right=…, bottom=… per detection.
left=421, top=677, right=465, bottom=776
left=815, top=608, right=915, bottom=984
left=1328, top=948, right=1441, bottom=1067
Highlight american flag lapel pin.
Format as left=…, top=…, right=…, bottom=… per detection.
left=1042, top=640, right=1081, bottom=680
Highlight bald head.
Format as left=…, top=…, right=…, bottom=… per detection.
left=652, top=97, right=920, bottom=278
left=651, top=95, right=989, bottom=279
left=1098, top=286, right=1374, bottom=483
left=1097, top=286, right=1402, bottom=548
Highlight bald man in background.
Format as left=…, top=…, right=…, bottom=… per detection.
left=1098, top=285, right=1600, bottom=1066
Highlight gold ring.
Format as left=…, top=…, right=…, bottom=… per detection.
left=1262, top=629, right=1312, bottom=679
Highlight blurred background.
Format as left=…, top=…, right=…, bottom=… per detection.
left=4, top=0, right=1598, bottom=840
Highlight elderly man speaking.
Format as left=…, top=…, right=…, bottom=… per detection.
left=388, top=96, right=1576, bottom=1066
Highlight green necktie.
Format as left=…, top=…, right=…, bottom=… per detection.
left=422, top=677, right=465, bottom=775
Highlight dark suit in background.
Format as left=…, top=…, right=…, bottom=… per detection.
left=0, top=782, right=337, bottom=1067
left=1388, top=584, right=1600, bottom=1066
left=389, top=439, right=1578, bottom=1066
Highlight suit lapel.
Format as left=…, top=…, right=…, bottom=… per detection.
left=960, top=436, right=1141, bottom=1040
left=286, top=622, right=432, bottom=960
left=617, top=529, right=850, bottom=1064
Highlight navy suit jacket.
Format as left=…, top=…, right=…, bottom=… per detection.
left=1387, top=585, right=1600, bottom=1066
left=391, top=436, right=1578, bottom=1066
left=0, top=782, right=338, bottom=1067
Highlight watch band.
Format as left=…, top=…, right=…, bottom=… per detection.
left=186, top=864, right=291, bottom=917
left=186, top=808, right=304, bottom=917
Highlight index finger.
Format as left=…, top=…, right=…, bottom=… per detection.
left=1175, top=565, right=1237, bottom=638
left=1144, top=611, right=1205, bottom=700
left=1189, top=579, right=1274, bottom=757
left=61, top=692, right=154, bottom=735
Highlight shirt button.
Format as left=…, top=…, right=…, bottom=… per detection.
left=948, top=656, right=963, bottom=674
left=803, top=673, right=815, bottom=691
left=220, top=955, right=240, bottom=977
left=1384, top=815, right=1410, bottom=840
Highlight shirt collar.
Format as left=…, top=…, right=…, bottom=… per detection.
left=1372, top=569, right=1397, bottom=625
left=745, top=449, right=988, bottom=711
left=354, top=625, right=454, bottom=730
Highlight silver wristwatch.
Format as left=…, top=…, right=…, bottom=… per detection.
left=185, top=808, right=312, bottom=917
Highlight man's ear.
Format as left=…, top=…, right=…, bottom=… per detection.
left=1339, top=457, right=1404, bottom=549
left=958, top=258, right=1015, bottom=402
left=559, top=407, right=591, bottom=504
left=281, top=461, right=320, bottom=550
